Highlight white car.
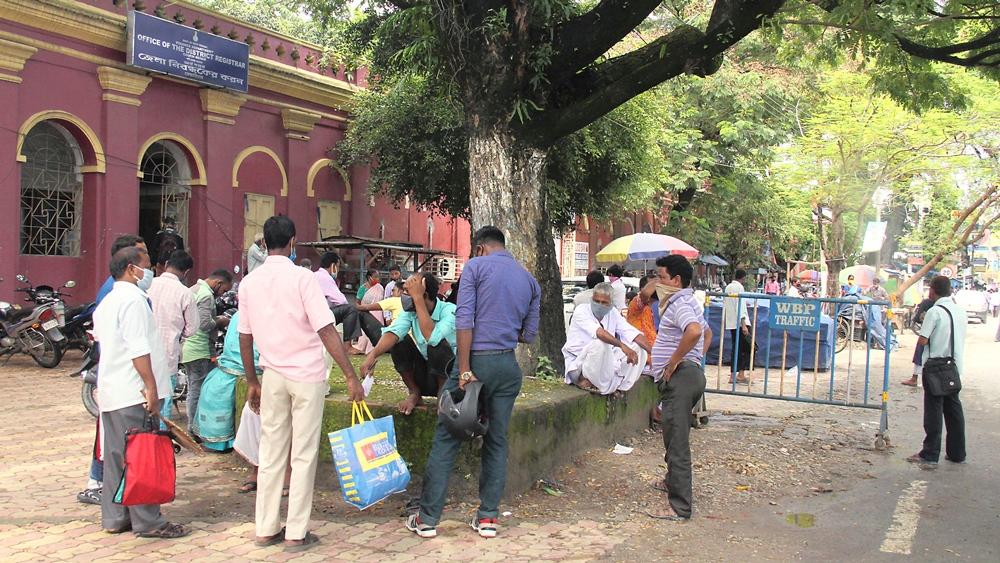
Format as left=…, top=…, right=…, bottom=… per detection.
left=954, top=290, right=989, bottom=323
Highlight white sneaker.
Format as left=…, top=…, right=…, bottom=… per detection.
left=406, top=514, right=436, bottom=538
left=470, top=517, right=498, bottom=538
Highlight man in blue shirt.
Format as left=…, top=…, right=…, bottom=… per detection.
left=406, top=226, right=540, bottom=540
left=360, top=273, right=456, bottom=415
left=77, top=233, right=147, bottom=507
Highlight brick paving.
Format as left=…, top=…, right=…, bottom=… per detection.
left=0, top=356, right=627, bottom=561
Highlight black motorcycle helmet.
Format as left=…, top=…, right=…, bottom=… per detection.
left=438, top=380, right=489, bottom=441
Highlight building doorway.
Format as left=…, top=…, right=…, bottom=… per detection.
left=138, top=141, right=191, bottom=251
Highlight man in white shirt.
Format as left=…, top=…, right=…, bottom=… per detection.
left=572, top=271, right=605, bottom=312
left=562, top=283, right=652, bottom=395
left=247, top=233, right=266, bottom=273
left=146, top=249, right=199, bottom=426
left=607, top=264, right=627, bottom=311
left=908, top=275, right=966, bottom=464
left=93, top=246, right=189, bottom=539
left=787, top=278, right=802, bottom=298
left=724, top=269, right=752, bottom=384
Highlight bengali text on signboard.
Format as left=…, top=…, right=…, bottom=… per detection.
left=127, top=10, right=249, bottom=92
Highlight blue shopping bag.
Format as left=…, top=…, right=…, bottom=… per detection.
left=328, top=402, right=410, bottom=510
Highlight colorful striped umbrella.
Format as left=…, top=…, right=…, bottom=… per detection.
left=595, top=233, right=699, bottom=262
left=797, top=269, right=822, bottom=282
left=839, top=265, right=888, bottom=288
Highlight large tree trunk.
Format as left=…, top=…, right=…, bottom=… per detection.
left=467, top=126, right=566, bottom=376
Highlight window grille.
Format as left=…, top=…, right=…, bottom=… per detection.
left=19, top=121, right=83, bottom=256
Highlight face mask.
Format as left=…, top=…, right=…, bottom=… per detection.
left=290, top=250, right=297, bottom=262
left=591, top=303, right=613, bottom=320
left=401, top=294, right=416, bottom=312
left=331, top=267, right=338, bottom=279
left=135, top=267, right=153, bottom=292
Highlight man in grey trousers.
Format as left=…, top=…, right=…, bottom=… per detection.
left=92, top=246, right=189, bottom=538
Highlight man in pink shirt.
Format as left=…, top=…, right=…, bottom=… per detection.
left=238, top=215, right=364, bottom=553
left=146, top=249, right=199, bottom=425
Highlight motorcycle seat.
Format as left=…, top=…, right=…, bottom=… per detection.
left=66, top=303, right=92, bottom=319
left=3, top=306, right=36, bottom=323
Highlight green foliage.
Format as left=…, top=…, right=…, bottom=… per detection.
left=532, top=355, right=560, bottom=380
left=338, top=75, right=666, bottom=231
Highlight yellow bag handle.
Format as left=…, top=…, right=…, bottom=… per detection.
left=351, top=401, right=375, bottom=426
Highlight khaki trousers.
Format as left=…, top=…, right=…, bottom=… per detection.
left=255, top=368, right=327, bottom=540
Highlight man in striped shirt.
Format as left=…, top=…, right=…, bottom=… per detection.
left=647, top=255, right=712, bottom=521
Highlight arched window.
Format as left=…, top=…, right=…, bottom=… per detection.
left=20, top=121, right=84, bottom=256
left=139, top=141, right=191, bottom=246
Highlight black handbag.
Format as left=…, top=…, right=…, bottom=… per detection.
left=921, top=305, right=962, bottom=397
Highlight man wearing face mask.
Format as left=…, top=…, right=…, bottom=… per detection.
left=147, top=250, right=200, bottom=426
left=647, top=255, right=712, bottom=522
left=360, top=273, right=456, bottom=415
left=93, top=246, right=189, bottom=538
left=315, top=252, right=365, bottom=355
left=181, top=269, right=234, bottom=437
left=562, top=282, right=652, bottom=395
left=77, top=234, right=147, bottom=507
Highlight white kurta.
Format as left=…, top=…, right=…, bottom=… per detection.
left=562, top=304, right=646, bottom=394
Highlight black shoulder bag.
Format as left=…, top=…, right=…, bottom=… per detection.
left=921, top=305, right=962, bottom=397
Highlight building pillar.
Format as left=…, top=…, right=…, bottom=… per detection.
left=282, top=109, right=322, bottom=251
left=96, top=66, right=150, bottom=290
left=200, top=89, right=245, bottom=275
left=0, top=40, right=37, bottom=299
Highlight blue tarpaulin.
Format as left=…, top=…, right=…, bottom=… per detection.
left=703, top=300, right=835, bottom=370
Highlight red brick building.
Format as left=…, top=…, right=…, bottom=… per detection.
left=0, top=0, right=471, bottom=304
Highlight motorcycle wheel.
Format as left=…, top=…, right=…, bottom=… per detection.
left=835, top=318, right=850, bottom=353
left=27, top=330, right=63, bottom=368
left=81, top=380, right=99, bottom=419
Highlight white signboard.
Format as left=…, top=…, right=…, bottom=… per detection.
left=574, top=242, right=589, bottom=271
left=861, top=221, right=888, bottom=253
left=940, top=266, right=954, bottom=278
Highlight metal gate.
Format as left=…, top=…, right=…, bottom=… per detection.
left=700, top=291, right=894, bottom=449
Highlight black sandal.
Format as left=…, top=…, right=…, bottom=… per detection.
left=284, top=531, right=319, bottom=553
left=136, top=522, right=190, bottom=539
left=255, top=527, right=285, bottom=547
left=103, top=523, right=132, bottom=534
left=238, top=481, right=257, bottom=494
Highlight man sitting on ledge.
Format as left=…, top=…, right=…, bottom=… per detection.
left=562, top=282, right=652, bottom=395
left=361, top=273, right=456, bottom=414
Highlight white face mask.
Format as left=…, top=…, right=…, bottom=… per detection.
left=134, top=266, right=153, bottom=291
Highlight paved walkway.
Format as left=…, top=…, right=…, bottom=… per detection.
left=0, top=356, right=626, bottom=562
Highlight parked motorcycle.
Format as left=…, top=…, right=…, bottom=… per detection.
left=16, top=275, right=93, bottom=353
left=1, top=279, right=66, bottom=368
left=78, top=342, right=189, bottom=419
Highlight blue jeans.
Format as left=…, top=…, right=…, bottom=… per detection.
left=159, top=373, right=176, bottom=430
left=418, top=351, right=522, bottom=526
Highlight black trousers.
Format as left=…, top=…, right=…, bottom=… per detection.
left=330, top=304, right=362, bottom=341
left=390, top=336, right=455, bottom=397
left=358, top=311, right=385, bottom=346
left=659, top=361, right=706, bottom=519
left=919, top=388, right=966, bottom=462
left=729, top=328, right=752, bottom=373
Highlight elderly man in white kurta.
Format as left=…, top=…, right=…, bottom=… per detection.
left=562, top=283, right=652, bottom=395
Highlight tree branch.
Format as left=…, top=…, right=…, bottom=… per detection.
left=895, top=27, right=1000, bottom=67
left=527, top=0, right=786, bottom=146
left=546, top=0, right=664, bottom=76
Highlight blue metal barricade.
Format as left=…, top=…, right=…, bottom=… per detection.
left=702, top=291, right=893, bottom=450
